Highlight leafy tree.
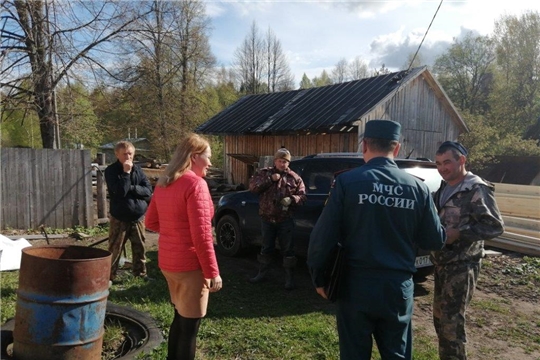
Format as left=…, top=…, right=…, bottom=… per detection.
left=0, top=0, right=150, bottom=148
left=299, top=73, right=312, bottom=89
left=312, top=70, right=332, bottom=87
left=109, top=0, right=215, bottom=159
left=433, top=32, right=496, bottom=115
left=491, top=10, right=540, bottom=136
left=0, top=93, right=41, bottom=148
left=458, top=112, right=499, bottom=169
left=56, top=83, right=102, bottom=152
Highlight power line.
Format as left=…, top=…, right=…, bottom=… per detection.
left=407, top=0, right=444, bottom=71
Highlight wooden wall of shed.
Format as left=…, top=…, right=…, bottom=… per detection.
left=224, top=133, right=358, bottom=185
left=359, top=74, right=462, bottom=160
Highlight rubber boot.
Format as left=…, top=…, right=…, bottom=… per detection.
left=249, top=254, right=273, bottom=283
left=283, top=256, right=297, bottom=290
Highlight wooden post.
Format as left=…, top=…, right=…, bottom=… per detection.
left=96, top=153, right=108, bottom=221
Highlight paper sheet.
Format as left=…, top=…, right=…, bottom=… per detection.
left=0, top=234, right=32, bottom=271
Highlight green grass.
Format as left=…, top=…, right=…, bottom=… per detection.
left=0, top=248, right=443, bottom=360
left=2, top=245, right=539, bottom=359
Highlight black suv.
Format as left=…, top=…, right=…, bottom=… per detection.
left=214, top=153, right=442, bottom=278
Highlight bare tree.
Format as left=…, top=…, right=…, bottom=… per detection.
left=1, top=0, right=150, bottom=148
left=265, top=27, right=294, bottom=92
left=401, top=52, right=424, bottom=71
left=331, top=58, right=348, bottom=84
left=348, top=56, right=369, bottom=80
left=234, top=21, right=266, bottom=94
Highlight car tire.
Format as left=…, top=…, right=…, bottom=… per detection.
left=1, top=301, right=163, bottom=360
left=215, top=214, right=244, bottom=257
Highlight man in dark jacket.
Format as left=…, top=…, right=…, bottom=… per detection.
left=308, top=120, right=446, bottom=359
left=248, top=147, right=306, bottom=290
left=105, top=141, right=153, bottom=282
left=432, top=141, right=504, bottom=359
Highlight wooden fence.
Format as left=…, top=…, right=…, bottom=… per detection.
left=488, top=183, right=540, bottom=256
left=1, top=148, right=94, bottom=230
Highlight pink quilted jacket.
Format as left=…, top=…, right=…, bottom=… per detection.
left=145, top=170, right=219, bottom=279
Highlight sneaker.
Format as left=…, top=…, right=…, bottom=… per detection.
left=141, top=275, right=154, bottom=282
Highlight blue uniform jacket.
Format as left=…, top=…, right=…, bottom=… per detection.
left=307, top=157, right=446, bottom=287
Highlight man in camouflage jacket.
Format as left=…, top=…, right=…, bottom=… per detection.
left=248, top=147, right=306, bottom=290
left=431, top=141, right=504, bottom=360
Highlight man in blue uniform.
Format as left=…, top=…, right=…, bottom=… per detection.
left=307, top=120, right=446, bottom=359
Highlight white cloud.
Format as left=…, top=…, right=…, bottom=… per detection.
left=205, top=1, right=539, bottom=86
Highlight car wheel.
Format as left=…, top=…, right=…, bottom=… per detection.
left=216, top=215, right=244, bottom=257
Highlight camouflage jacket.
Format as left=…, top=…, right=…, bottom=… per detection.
left=431, top=172, right=504, bottom=265
left=249, top=166, right=306, bottom=223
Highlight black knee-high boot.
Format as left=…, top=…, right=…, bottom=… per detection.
left=167, top=309, right=201, bottom=360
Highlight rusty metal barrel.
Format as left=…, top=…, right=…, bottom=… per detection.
left=13, top=245, right=111, bottom=360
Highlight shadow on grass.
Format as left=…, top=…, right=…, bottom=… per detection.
left=111, top=249, right=433, bottom=322
left=108, top=250, right=337, bottom=320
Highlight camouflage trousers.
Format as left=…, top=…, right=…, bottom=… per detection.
left=433, top=261, right=481, bottom=360
left=108, top=216, right=147, bottom=280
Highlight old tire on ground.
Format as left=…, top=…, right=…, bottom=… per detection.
left=1, top=301, right=163, bottom=360
left=215, top=214, right=244, bottom=257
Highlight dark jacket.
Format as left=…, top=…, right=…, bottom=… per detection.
left=431, top=172, right=504, bottom=265
left=249, top=166, right=306, bottom=223
left=308, top=157, right=446, bottom=287
left=105, top=161, right=153, bottom=222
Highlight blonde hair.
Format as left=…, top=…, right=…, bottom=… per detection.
left=156, top=133, right=210, bottom=187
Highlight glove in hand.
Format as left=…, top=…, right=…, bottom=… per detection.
left=280, top=197, right=292, bottom=206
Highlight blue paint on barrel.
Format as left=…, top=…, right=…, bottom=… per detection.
left=13, top=245, right=111, bottom=360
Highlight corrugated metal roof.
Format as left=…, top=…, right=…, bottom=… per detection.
left=197, top=67, right=426, bottom=135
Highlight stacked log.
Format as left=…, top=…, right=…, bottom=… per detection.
left=486, top=183, right=540, bottom=256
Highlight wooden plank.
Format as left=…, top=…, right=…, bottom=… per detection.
left=2, top=149, right=15, bottom=228
left=497, top=231, right=540, bottom=246
left=486, top=237, right=540, bottom=257
left=83, top=150, right=94, bottom=227
left=503, top=226, right=540, bottom=239
left=502, top=216, right=540, bottom=231
left=495, top=183, right=540, bottom=197
left=495, top=195, right=540, bottom=220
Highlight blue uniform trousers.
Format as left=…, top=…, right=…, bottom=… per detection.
left=336, top=272, right=414, bottom=360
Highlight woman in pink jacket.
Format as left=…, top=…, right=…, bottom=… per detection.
left=145, top=133, right=222, bottom=360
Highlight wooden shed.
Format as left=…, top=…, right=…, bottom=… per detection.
left=196, top=66, right=467, bottom=186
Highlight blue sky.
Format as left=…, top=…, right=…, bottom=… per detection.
left=204, top=1, right=537, bottom=87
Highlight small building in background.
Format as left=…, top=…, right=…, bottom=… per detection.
left=196, top=66, right=467, bottom=186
